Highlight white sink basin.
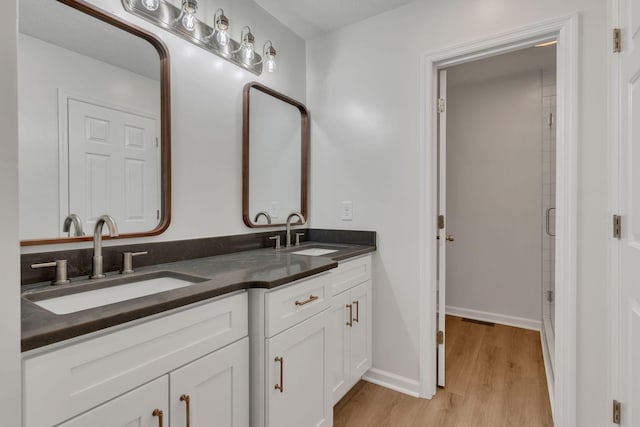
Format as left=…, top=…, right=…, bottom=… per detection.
left=32, top=275, right=200, bottom=315
left=290, top=248, right=339, bottom=256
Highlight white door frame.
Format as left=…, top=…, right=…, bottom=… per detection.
left=418, top=14, right=579, bottom=427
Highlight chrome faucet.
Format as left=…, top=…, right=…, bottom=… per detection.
left=254, top=211, right=272, bottom=224
left=63, top=213, right=85, bottom=237
left=285, top=212, right=306, bottom=248
left=91, top=215, right=119, bottom=279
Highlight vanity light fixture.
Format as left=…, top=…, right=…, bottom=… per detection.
left=207, top=8, right=230, bottom=48
left=262, top=41, right=277, bottom=73
left=178, top=0, right=198, bottom=32
left=238, top=26, right=256, bottom=62
left=122, top=0, right=276, bottom=75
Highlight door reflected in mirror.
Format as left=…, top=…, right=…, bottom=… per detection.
left=243, top=82, right=309, bottom=227
left=18, top=0, right=170, bottom=245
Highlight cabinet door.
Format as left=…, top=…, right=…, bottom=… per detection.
left=58, top=376, right=168, bottom=427
left=329, top=290, right=352, bottom=404
left=349, top=281, right=372, bottom=383
left=266, top=311, right=332, bottom=427
left=170, top=337, right=249, bottom=427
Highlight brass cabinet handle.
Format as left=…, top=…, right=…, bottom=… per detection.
left=180, top=394, right=191, bottom=427
left=346, top=304, right=353, bottom=327
left=295, top=294, right=319, bottom=306
left=353, top=300, right=360, bottom=323
left=152, top=409, right=164, bottom=427
left=446, top=234, right=455, bottom=242
left=274, top=357, right=284, bottom=392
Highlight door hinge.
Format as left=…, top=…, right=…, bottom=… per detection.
left=436, top=330, right=444, bottom=345
left=614, top=28, right=622, bottom=53
left=156, top=137, right=159, bottom=148
left=613, top=215, right=622, bottom=239
left=546, top=290, right=554, bottom=303
left=157, top=209, right=160, bottom=220
left=438, top=98, right=446, bottom=113
left=438, top=215, right=445, bottom=229
left=613, top=400, right=621, bottom=424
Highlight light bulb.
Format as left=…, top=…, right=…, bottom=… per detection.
left=141, top=0, right=159, bottom=11
left=265, top=57, right=276, bottom=72
left=182, top=12, right=196, bottom=31
left=216, top=30, right=229, bottom=47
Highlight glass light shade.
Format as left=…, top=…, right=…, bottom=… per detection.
left=141, top=0, right=159, bottom=11
left=216, top=30, right=229, bottom=47
left=265, top=57, right=276, bottom=72
left=243, top=46, right=254, bottom=61
left=182, top=12, right=196, bottom=31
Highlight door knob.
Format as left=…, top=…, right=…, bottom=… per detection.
left=446, top=234, right=455, bottom=242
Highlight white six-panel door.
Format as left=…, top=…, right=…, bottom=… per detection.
left=618, top=0, right=640, bottom=424
left=67, top=98, right=159, bottom=234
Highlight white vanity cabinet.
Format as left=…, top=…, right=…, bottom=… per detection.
left=250, top=273, right=333, bottom=427
left=170, top=337, right=249, bottom=427
left=23, top=291, right=249, bottom=427
left=57, top=376, right=169, bottom=427
left=328, top=255, right=372, bottom=404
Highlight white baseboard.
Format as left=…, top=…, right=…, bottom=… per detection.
left=362, top=368, right=421, bottom=398
left=540, top=328, right=555, bottom=418
left=445, top=305, right=541, bottom=331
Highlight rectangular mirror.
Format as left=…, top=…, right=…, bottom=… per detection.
left=19, top=0, right=171, bottom=246
left=243, top=82, right=309, bottom=227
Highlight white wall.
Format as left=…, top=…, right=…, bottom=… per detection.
left=306, top=0, right=608, bottom=424
left=0, top=0, right=21, bottom=425
left=18, top=33, right=160, bottom=240
left=445, top=69, right=542, bottom=324
left=21, top=0, right=307, bottom=253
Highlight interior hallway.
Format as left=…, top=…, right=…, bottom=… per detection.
left=334, top=316, right=553, bottom=426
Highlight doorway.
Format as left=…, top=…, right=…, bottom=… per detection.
left=419, top=15, right=579, bottom=427
left=436, top=45, right=557, bottom=416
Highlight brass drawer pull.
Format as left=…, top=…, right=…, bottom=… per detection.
left=152, top=409, right=164, bottom=427
left=295, top=295, right=319, bottom=306
left=274, top=357, right=284, bottom=392
left=353, top=300, right=360, bottom=323
left=346, top=304, right=353, bottom=327
left=180, top=394, right=191, bottom=427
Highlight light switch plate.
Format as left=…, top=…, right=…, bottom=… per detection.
left=341, top=201, right=353, bottom=221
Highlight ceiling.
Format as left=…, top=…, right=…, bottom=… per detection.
left=253, top=0, right=417, bottom=40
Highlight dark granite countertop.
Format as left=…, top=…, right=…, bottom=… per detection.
left=21, top=241, right=374, bottom=352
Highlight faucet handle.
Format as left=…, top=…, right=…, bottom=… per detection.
left=295, top=232, right=305, bottom=246
left=269, top=235, right=281, bottom=250
left=121, top=251, right=148, bottom=274
left=31, top=260, right=70, bottom=285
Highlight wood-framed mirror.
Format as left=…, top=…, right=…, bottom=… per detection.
left=19, top=0, right=171, bottom=246
left=242, top=82, right=309, bottom=228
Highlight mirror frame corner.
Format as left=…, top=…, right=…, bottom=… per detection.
left=20, top=0, right=172, bottom=246
left=242, top=81, right=309, bottom=228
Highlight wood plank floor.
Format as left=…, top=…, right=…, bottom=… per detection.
left=334, top=315, right=553, bottom=426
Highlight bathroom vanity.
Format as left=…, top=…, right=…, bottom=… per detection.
left=21, top=236, right=374, bottom=427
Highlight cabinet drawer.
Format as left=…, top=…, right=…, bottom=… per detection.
left=266, top=273, right=330, bottom=337
left=331, top=255, right=371, bottom=296
left=23, top=292, right=248, bottom=427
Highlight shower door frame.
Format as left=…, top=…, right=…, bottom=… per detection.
left=418, top=14, right=579, bottom=427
